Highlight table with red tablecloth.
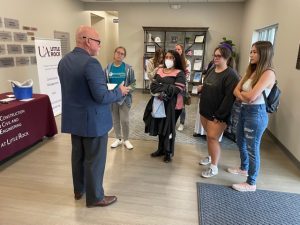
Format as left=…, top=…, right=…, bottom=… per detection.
left=0, top=93, right=57, bottom=163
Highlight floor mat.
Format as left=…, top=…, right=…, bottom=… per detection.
left=197, top=182, right=300, bottom=225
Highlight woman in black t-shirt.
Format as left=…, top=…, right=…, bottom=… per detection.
left=198, top=46, right=239, bottom=178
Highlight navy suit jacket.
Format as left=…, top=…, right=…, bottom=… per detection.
left=58, top=47, right=123, bottom=137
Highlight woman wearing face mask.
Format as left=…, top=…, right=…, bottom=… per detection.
left=198, top=46, right=239, bottom=178
left=143, top=50, right=186, bottom=162
left=175, top=44, right=191, bottom=131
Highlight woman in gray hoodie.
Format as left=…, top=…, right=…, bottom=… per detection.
left=105, top=46, right=136, bottom=150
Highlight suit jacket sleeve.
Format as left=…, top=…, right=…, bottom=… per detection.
left=85, top=57, right=122, bottom=104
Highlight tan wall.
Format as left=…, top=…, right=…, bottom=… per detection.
left=0, top=0, right=90, bottom=93
left=239, top=0, right=300, bottom=161
left=90, top=11, right=119, bottom=67
left=84, top=2, right=245, bottom=88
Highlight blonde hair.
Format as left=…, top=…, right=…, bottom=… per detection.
left=241, top=41, right=274, bottom=87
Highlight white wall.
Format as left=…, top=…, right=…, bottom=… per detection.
left=90, top=11, right=119, bottom=67
left=0, top=0, right=90, bottom=93
left=239, top=0, right=300, bottom=161
left=83, top=2, right=245, bottom=88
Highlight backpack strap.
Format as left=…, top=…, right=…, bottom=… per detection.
left=262, top=80, right=277, bottom=103
left=262, top=90, right=267, bottom=104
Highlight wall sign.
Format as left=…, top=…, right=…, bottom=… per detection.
left=4, top=18, right=19, bottom=29
left=0, top=45, right=5, bottom=54
left=0, top=57, right=14, bottom=67
left=7, top=44, right=22, bottom=54
left=16, top=57, right=30, bottom=66
left=0, top=31, right=12, bottom=41
left=13, top=32, right=28, bottom=41
left=0, top=17, right=38, bottom=69
left=35, top=38, right=62, bottom=116
left=23, top=26, right=30, bottom=30
left=23, top=45, right=35, bottom=54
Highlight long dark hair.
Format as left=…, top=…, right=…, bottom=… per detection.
left=175, top=44, right=187, bottom=69
left=165, top=50, right=184, bottom=71
left=153, top=48, right=164, bottom=67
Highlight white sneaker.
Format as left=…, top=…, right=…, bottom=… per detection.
left=111, top=139, right=122, bottom=148
left=227, top=167, right=248, bottom=177
left=177, top=124, right=184, bottom=131
left=199, top=156, right=211, bottom=165
left=232, top=182, right=256, bottom=192
left=201, top=167, right=218, bottom=178
left=124, top=140, right=133, bottom=150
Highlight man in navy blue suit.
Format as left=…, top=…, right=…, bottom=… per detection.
left=58, top=25, right=129, bottom=207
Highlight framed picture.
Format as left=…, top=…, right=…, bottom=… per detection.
left=193, top=72, right=202, bottom=82
left=194, top=35, right=204, bottom=43
left=193, top=59, right=202, bottom=70
left=193, top=49, right=203, bottom=56
left=146, top=45, right=156, bottom=53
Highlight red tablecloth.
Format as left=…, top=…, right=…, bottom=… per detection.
left=0, top=93, right=57, bottom=162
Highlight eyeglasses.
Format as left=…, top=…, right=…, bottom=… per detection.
left=83, top=36, right=101, bottom=46
left=115, top=51, right=125, bottom=56
left=213, top=54, right=222, bottom=59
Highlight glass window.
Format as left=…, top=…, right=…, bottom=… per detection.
left=252, top=24, right=278, bottom=45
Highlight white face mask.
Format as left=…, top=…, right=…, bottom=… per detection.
left=165, top=59, right=174, bottom=69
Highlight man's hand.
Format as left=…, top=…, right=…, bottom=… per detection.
left=119, top=82, right=129, bottom=96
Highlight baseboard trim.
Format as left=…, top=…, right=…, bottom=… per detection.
left=266, top=129, right=300, bottom=171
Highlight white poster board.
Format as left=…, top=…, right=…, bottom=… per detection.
left=35, top=38, right=62, bottom=116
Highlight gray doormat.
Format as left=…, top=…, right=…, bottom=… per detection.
left=197, top=182, right=300, bottom=225
left=110, top=100, right=236, bottom=148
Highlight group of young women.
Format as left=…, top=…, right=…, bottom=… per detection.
left=107, top=41, right=276, bottom=192
left=143, top=41, right=276, bottom=192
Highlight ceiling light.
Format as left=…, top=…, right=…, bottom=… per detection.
left=170, top=4, right=181, bottom=10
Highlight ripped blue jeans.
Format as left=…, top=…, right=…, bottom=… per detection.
left=236, top=104, right=268, bottom=185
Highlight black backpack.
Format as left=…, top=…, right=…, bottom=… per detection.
left=262, top=81, right=281, bottom=113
